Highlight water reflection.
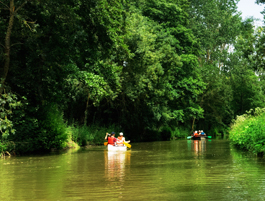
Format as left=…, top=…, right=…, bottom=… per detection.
left=194, top=139, right=206, bottom=154
left=104, top=150, right=131, bottom=182
left=187, top=139, right=207, bottom=156
left=2, top=141, right=265, bottom=201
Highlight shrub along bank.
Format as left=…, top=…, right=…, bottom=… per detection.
left=229, top=108, right=265, bottom=156
left=0, top=100, right=121, bottom=156
left=1, top=123, right=120, bottom=157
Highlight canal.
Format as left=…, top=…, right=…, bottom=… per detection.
left=1, top=140, right=265, bottom=200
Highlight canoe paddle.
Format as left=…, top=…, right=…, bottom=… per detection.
left=123, top=142, right=131, bottom=148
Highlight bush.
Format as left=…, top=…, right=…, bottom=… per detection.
left=0, top=141, right=16, bottom=156
left=171, top=127, right=190, bottom=139
left=207, top=125, right=229, bottom=137
left=10, top=103, right=69, bottom=153
left=36, top=104, right=69, bottom=150
left=0, top=92, right=22, bottom=139
left=0, top=141, right=8, bottom=156
left=70, top=124, right=120, bottom=146
left=229, top=107, right=265, bottom=155
left=160, top=126, right=172, bottom=141
left=159, top=126, right=189, bottom=141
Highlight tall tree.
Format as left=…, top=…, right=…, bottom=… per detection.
left=100, top=0, right=206, bottom=140
left=0, top=0, right=34, bottom=94
left=186, top=0, right=253, bottom=133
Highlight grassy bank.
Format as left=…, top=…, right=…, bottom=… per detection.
left=229, top=108, right=265, bottom=156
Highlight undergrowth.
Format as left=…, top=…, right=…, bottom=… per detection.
left=68, top=124, right=120, bottom=146
left=229, top=107, right=265, bottom=155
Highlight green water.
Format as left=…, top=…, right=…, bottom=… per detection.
left=1, top=140, right=265, bottom=201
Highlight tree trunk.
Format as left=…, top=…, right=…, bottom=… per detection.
left=84, top=93, right=90, bottom=126
left=191, top=117, right=195, bottom=133
left=0, top=0, right=15, bottom=94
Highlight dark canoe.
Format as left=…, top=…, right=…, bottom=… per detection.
left=191, top=135, right=209, bottom=140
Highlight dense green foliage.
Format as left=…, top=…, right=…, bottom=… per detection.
left=1, top=0, right=265, bottom=154
left=230, top=108, right=265, bottom=155
left=188, top=0, right=265, bottom=135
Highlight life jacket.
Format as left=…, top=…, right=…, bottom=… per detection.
left=108, top=137, right=115, bottom=145
left=117, top=136, right=124, bottom=146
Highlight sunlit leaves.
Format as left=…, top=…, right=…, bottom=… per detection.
left=0, top=93, right=22, bottom=138
left=118, top=1, right=204, bottom=131
left=230, top=108, right=265, bottom=154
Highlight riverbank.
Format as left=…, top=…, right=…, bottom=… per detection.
left=0, top=139, right=80, bottom=158
left=1, top=123, right=192, bottom=157
left=0, top=124, right=117, bottom=157
left=229, top=107, right=265, bottom=156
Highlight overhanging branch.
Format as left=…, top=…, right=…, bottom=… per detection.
left=0, top=1, right=9, bottom=9
left=15, top=0, right=29, bottom=13
left=11, top=42, right=23, bottom=47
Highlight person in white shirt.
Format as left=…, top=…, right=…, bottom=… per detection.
left=116, top=132, right=130, bottom=146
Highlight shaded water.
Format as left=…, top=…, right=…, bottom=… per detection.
left=1, top=140, right=265, bottom=201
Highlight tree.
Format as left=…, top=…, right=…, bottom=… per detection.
left=0, top=0, right=130, bottom=150
left=99, top=0, right=206, bottom=140
left=186, top=0, right=256, bottom=134
left=0, top=0, right=36, bottom=94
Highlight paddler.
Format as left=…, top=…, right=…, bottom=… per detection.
left=194, top=131, right=199, bottom=136
left=116, top=132, right=130, bottom=146
left=105, top=132, right=117, bottom=146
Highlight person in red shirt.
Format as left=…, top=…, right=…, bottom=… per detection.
left=105, top=132, right=117, bottom=146
left=193, top=131, right=199, bottom=136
